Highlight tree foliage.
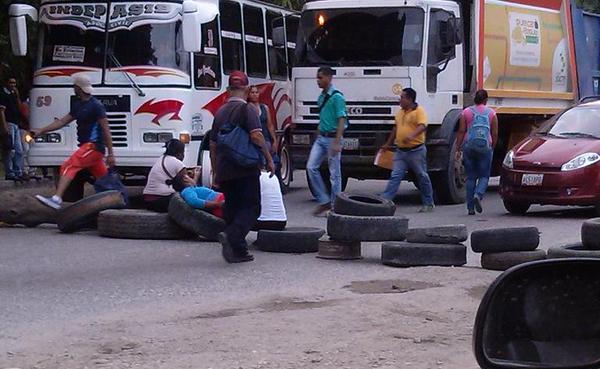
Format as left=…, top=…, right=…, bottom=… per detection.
left=576, top=0, right=600, bottom=13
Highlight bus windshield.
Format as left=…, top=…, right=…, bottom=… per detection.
left=37, top=23, right=105, bottom=70
left=296, top=7, right=425, bottom=67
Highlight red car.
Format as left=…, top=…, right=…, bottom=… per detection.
left=500, top=99, right=600, bottom=215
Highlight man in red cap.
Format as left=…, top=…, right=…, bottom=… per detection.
left=210, top=71, right=275, bottom=263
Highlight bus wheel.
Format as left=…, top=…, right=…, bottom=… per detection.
left=432, top=140, right=466, bottom=205
left=279, top=140, right=292, bottom=192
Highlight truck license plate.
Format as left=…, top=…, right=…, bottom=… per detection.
left=342, top=138, right=360, bottom=151
left=521, top=173, right=544, bottom=186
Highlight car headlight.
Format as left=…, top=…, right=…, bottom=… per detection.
left=503, top=150, right=514, bottom=169
left=561, top=152, right=600, bottom=171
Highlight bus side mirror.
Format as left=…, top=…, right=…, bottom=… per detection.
left=182, top=1, right=218, bottom=52
left=273, top=25, right=286, bottom=48
left=473, top=258, right=600, bottom=369
left=8, top=4, right=38, bottom=56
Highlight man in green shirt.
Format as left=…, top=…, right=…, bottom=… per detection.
left=307, top=66, right=347, bottom=215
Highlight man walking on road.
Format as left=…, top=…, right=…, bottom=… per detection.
left=455, top=89, right=498, bottom=215
left=381, top=88, right=434, bottom=212
left=33, top=74, right=115, bottom=209
left=307, top=66, right=347, bottom=216
left=210, top=71, right=275, bottom=264
left=0, top=76, right=25, bottom=181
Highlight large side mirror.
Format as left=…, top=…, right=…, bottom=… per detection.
left=273, top=25, right=286, bottom=48
left=8, top=4, right=38, bottom=56
left=440, top=17, right=462, bottom=50
left=473, top=258, right=600, bottom=369
left=182, top=0, right=218, bottom=52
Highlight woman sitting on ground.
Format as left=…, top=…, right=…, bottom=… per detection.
left=254, top=171, right=287, bottom=231
left=172, top=170, right=225, bottom=218
left=143, top=139, right=192, bottom=213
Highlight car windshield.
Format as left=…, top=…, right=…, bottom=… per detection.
left=296, top=7, right=424, bottom=67
left=537, top=106, right=600, bottom=139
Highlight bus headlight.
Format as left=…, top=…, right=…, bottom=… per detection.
left=34, top=133, right=62, bottom=143
left=143, top=132, right=173, bottom=143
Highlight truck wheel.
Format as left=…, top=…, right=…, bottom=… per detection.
left=279, top=140, right=292, bottom=192
left=168, top=193, right=225, bottom=241
left=306, top=169, right=348, bottom=199
left=327, top=213, right=408, bottom=242
left=503, top=200, right=531, bottom=215
left=480, top=250, right=546, bottom=271
left=382, top=242, right=467, bottom=267
left=432, top=141, right=466, bottom=205
left=333, top=192, right=396, bottom=216
left=98, top=209, right=191, bottom=240
left=57, top=190, right=126, bottom=233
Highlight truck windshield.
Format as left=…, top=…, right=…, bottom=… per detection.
left=296, top=7, right=424, bottom=67
left=37, top=24, right=105, bottom=69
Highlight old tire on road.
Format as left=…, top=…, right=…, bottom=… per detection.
left=406, top=224, right=468, bottom=244
left=327, top=213, right=408, bottom=242
left=381, top=242, right=467, bottom=267
left=316, top=239, right=362, bottom=260
left=480, top=250, right=546, bottom=271
left=547, top=242, right=600, bottom=259
left=581, top=218, right=600, bottom=249
left=168, top=193, right=225, bottom=241
left=470, top=227, right=540, bottom=253
left=98, top=209, right=191, bottom=240
left=57, top=190, right=126, bottom=233
left=255, top=227, right=326, bottom=253
left=333, top=192, right=395, bottom=216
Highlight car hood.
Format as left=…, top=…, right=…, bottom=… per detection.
left=513, top=136, right=600, bottom=168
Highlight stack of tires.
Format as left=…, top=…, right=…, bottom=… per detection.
left=471, top=227, right=545, bottom=271
left=547, top=218, right=600, bottom=259
left=381, top=225, right=468, bottom=267
left=325, top=193, right=407, bottom=260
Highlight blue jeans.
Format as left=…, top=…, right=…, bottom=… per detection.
left=307, top=135, right=342, bottom=205
left=4, top=123, right=24, bottom=177
left=382, top=145, right=434, bottom=206
left=463, top=147, right=493, bottom=211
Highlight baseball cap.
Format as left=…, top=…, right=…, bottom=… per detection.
left=73, top=73, right=93, bottom=94
left=228, top=71, right=249, bottom=89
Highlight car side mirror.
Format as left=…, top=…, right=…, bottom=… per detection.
left=473, top=258, right=600, bottom=369
left=9, top=4, right=38, bottom=56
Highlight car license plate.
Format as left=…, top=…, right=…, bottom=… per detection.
left=521, top=173, right=544, bottom=186
left=342, top=138, right=360, bottom=151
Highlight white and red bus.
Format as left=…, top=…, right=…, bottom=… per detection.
left=9, top=0, right=298, bottom=190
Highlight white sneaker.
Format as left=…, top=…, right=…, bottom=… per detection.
left=35, top=195, right=62, bottom=210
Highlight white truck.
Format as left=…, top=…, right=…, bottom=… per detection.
left=286, top=0, right=578, bottom=203
left=9, top=0, right=298, bottom=196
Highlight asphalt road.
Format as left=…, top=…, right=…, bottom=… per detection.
left=0, top=173, right=594, bottom=368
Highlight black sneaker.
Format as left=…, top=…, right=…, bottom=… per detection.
left=468, top=209, right=476, bottom=216
left=233, top=249, right=254, bottom=263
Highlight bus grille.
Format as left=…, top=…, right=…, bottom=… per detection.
left=107, top=113, right=129, bottom=148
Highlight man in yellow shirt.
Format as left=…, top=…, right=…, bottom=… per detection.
left=381, top=88, right=434, bottom=212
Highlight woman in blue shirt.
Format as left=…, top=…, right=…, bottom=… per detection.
left=173, top=171, right=225, bottom=218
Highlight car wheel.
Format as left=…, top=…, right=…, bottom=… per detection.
left=503, top=200, right=531, bottom=215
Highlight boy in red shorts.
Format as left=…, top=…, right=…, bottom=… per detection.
left=34, top=74, right=115, bottom=209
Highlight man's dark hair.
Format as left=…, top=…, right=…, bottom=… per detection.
left=317, top=66, right=334, bottom=77
left=402, top=88, right=417, bottom=102
left=164, top=139, right=185, bottom=158
left=474, top=89, right=488, bottom=105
